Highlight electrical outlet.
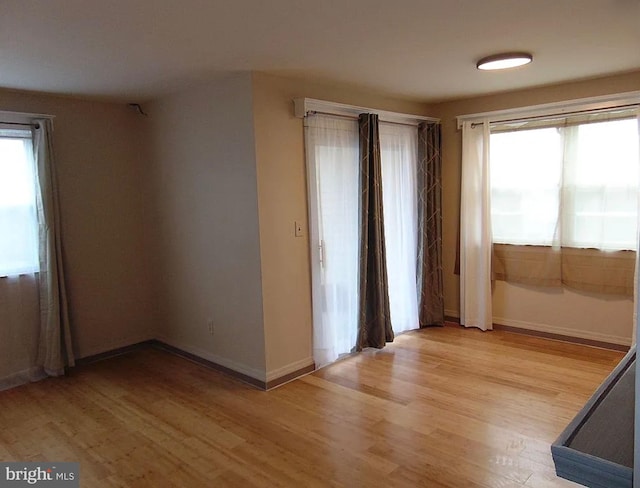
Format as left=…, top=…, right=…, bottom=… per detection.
left=207, top=320, right=215, bottom=335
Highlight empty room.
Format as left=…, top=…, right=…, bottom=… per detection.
left=1, top=1, right=639, bottom=487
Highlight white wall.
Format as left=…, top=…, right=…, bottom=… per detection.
left=148, top=73, right=267, bottom=380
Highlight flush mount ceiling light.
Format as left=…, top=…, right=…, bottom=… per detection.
left=476, top=52, right=533, bottom=71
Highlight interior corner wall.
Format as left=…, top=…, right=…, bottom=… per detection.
left=432, top=70, right=640, bottom=345
left=0, top=89, right=156, bottom=364
left=147, top=73, right=267, bottom=380
left=250, top=72, right=432, bottom=379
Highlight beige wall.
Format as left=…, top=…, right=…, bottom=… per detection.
left=0, top=89, right=156, bottom=359
left=251, top=72, right=430, bottom=378
left=432, top=70, right=640, bottom=345
left=147, top=73, right=267, bottom=379
left=4, top=68, right=636, bottom=384
left=0, top=72, right=432, bottom=384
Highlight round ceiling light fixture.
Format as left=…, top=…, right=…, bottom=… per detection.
left=476, top=52, right=533, bottom=71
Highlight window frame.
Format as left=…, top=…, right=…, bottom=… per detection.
left=488, top=116, right=639, bottom=251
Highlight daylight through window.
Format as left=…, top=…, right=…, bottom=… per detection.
left=490, top=116, right=639, bottom=251
left=0, top=128, right=39, bottom=277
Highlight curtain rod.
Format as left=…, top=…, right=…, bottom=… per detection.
left=307, top=110, right=434, bottom=128
left=294, top=97, right=439, bottom=125
left=0, top=120, right=40, bottom=129
left=469, top=103, right=640, bottom=129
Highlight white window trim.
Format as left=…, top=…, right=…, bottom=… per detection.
left=0, top=111, right=55, bottom=135
left=294, top=97, right=439, bottom=126
left=456, top=90, right=640, bottom=129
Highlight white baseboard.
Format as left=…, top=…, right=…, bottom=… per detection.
left=266, top=357, right=315, bottom=383
left=492, top=316, right=632, bottom=347
left=155, top=335, right=267, bottom=382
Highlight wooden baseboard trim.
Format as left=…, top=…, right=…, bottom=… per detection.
left=443, top=316, right=629, bottom=352
left=75, top=340, right=156, bottom=366
left=74, top=340, right=316, bottom=390
left=151, top=340, right=267, bottom=390
left=153, top=341, right=316, bottom=390
left=266, top=363, right=316, bottom=390
left=493, top=324, right=630, bottom=352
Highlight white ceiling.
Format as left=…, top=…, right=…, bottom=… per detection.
left=2, top=0, right=639, bottom=103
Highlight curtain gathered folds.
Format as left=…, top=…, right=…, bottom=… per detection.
left=304, top=110, right=443, bottom=366
left=634, top=112, right=640, bottom=346
left=460, top=120, right=493, bottom=331
left=33, top=119, right=74, bottom=376
left=304, top=115, right=360, bottom=368
left=0, top=275, right=42, bottom=390
left=379, top=122, right=419, bottom=335
left=356, top=113, right=394, bottom=350
left=416, top=122, right=444, bottom=327
left=490, top=115, right=639, bottom=296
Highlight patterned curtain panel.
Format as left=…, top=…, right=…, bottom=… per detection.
left=356, top=113, right=394, bottom=350
left=417, top=122, right=445, bottom=326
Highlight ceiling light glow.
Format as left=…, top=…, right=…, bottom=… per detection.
left=476, top=52, right=533, bottom=71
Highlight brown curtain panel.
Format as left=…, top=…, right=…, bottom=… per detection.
left=493, top=244, right=562, bottom=287
left=493, top=244, right=635, bottom=297
left=356, top=113, right=394, bottom=350
left=416, top=122, right=444, bottom=326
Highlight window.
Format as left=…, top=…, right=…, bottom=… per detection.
left=305, top=115, right=420, bottom=366
left=562, top=120, right=639, bottom=250
left=0, top=128, right=39, bottom=277
left=490, top=127, right=562, bottom=246
left=490, top=116, right=639, bottom=251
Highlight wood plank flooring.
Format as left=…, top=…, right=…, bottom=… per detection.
left=0, top=326, right=625, bottom=487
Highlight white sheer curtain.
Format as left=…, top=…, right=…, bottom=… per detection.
left=490, top=128, right=562, bottom=246
left=491, top=117, right=639, bottom=251
left=305, top=115, right=360, bottom=368
left=33, top=119, right=74, bottom=376
left=633, top=112, right=640, bottom=346
left=0, top=118, right=73, bottom=389
left=0, top=275, right=43, bottom=391
left=0, top=130, right=39, bottom=276
left=562, top=119, right=639, bottom=251
left=460, top=120, right=493, bottom=330
left=0, top=127, right=44, bottom=390
left=306, top=115, right=423, bottom=366
left=379, top=122, right=419, bottom=335
left=633, top=113, right=640, bottom=487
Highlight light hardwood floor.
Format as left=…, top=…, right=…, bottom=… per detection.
left=0, top=325, right=624, bottom=487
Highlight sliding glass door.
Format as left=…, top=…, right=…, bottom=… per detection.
left=305, top=115, right=420, bottom=368
left=379, top=123, right=419, bottom=335
left=305, top=116, right=360, bottom=368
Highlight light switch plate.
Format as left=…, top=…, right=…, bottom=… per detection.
left=295, top=221, right=304, bottom=237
